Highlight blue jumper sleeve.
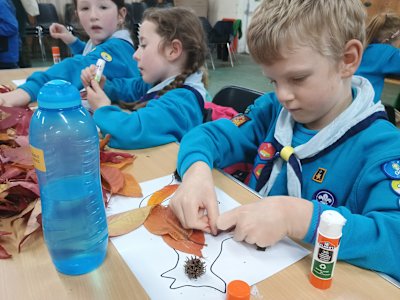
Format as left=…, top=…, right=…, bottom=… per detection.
left=68, top=38, right=86, bottom=55
left=19, top=38, right=139, bottom=101
left=177, top=93, right=281, bottom=176
left=0, top=9, right=18, bottom=36
left=93, top=88, right=204, bottom=149
left=103, top=76, right=152, bottom=102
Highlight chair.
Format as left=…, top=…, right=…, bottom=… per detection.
left=126, top=2, right=148, bottom=49
left=199, top=17, right=215, bottom=70
left=212, top=85, right=263, bottom=113
left=25, top=3, right=60, bottom=61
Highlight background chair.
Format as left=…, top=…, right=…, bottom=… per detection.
left=212, top=85, right=263, bottom=113
left=199, top=16, right=215, bottom=70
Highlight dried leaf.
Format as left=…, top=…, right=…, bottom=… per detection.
left=116, top=173, right=142, bottom=197
left=99, top=134, right=111, bottom=150
left=18, top=200, right=42, bottom=252
left=144, top=205, right=205, bottom=257
left=0, top=231, right=12, bottom=259
left=147, top=184, right=179, bottom=206
left=107, top=206, right=153, bottom=237
left=101, top=165, right=125, bottom=194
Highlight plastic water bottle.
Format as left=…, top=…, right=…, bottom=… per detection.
left=29, top=80, right=108, bottom=275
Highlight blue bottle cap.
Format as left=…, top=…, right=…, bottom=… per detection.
left=37, top=80, right=81, bottom=109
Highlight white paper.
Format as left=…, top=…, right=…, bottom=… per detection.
left=12, top=79, right=26, bottom=87
left=107, top=174, right=310, bottom=300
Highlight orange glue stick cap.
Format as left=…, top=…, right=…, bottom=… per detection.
left=51, top=46, right=60, bottom=55
left=226, top=280, right=250, bottom=300
left=309, top=273, right=333, bottom=290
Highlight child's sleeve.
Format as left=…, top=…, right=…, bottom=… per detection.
left=177, top=93, right=280, bottom=176
left=103, top=77, right=151, bottom=103
left=303, top=153, right=400, bottom=281
left=68, top=38, right=86, bottom=55
left=92, top=88, right=204, bottom=149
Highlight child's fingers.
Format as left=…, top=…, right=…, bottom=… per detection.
left=90, top=79, right=102, bottom=92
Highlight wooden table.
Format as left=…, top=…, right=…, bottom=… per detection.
left=1, top=69, right=399, bottom=299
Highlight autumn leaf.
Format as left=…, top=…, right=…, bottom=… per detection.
left=144, top=205, right=206, bottom=257
left=101, top=165, right=125, bottom=194
left=116, top=173, right=142, bottom=197
left=107, top=206, right=153, bottom=237
left=0, top=231, right=12, bottom=259
left=147, top=184, right=179, bottom=206
left=99, top=134, right=111, bottom=150
left=18, top=200, right=42, bottom=252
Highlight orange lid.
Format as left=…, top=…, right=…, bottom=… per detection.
left=226, top=280, right=250, bottom=300
left=309, top=273, right=332, bottom=290
left=51, top=46, right=60, bottom=55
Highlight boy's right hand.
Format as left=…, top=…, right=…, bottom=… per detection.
left=169, top=162, right=220, bottom=235
left=49, top=23, right=76, bottom=45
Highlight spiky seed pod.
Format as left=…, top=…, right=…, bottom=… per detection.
left=184, top=256, right=206, bottom=279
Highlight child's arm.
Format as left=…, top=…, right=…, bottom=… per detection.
left=86, top=79, right=111, bottom=110
left=0, top=89, right=32, bottom=107
left=217, top=196, right=313, bottom=247
left=49, top=23, right=77, bottom=45
left=169, top=161, right=220, bottom=235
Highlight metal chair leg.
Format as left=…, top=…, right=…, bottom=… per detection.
left=227, top=43, right=234, bottom=67
left=37, top=26, right=46, bottom=62
left=209, top=48, right=215, bottom=70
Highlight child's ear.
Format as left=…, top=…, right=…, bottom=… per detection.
left=340, top=39, right=363, bottom=78
left=166, top=39, right=183, bottom=61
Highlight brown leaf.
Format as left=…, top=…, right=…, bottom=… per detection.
left=144, top=205, right=205, bottom=257
left=18, top=200, right=42, bottom=252
left=147, top=184, right=179, bottom=206
left=99, top=134, right=111, bottom=150
left=0, top=231, right=12, bottom=259
left=116, top=173, right=142, bottom=197
left=107, top=206, right=153, bottom=237
left=101, top=165, right=125, bottom=194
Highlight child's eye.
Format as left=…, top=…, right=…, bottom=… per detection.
left=292, top=76, right=307, bottom=83
left=140, top=44, right=146, bottom=48
left=100, top=5, right=108, bottom=10
left=79, top=6, right=89, bottom=11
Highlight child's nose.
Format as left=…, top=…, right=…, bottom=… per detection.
left=133, top=49, right=140, bottom=61
left=275, top=84, right=294, bottom=103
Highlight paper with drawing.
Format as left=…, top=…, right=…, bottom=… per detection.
left=107, top=174, right=310, bottom=299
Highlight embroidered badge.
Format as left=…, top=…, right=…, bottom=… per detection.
left=312, top=168, right=327, bottom=183
left=101, top=51, right=113, bottom=62
left=391, top=180, right=400, bottom=195
left=382, top=160, right=400, bottom=179
left=231, top=113, right=250, bottom=127
left=258, top=142, right=276, bottom=161
left=313, top=190, right=336, bottom=206
left=253, top=164, right=265, bottom=179
left=244, top=105, right=253, bottom=114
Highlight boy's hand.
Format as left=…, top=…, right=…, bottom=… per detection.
left=217, top=196, right=313, bottom=247
left=81, top=65, right=106, bottom=89
left=86, top=79, right=111, bottom=110
left=49, top=23, right=76, bottom=45
left=169, top=162, right=220, bottom=235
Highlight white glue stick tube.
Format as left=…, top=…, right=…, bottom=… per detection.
left=94, top=58, right=106, bottom=83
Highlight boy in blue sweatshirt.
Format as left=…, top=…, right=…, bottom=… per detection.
left=170, top=0, right=400, bottom=281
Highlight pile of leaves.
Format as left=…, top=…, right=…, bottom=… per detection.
left=0, top=105, right=142, bottom=259
left=107, top=183, right=206, bottom=257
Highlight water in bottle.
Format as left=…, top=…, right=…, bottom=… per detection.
left=29, top=79, right=108, bottom=275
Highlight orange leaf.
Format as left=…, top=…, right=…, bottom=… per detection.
left=18, top=200, right=42, bottom=252
left=107, top=206, right=153, bottom=237
left=99, top=134, right=111, bottom=150
left=116, top=173, right=142, bottom=197
left=147, top=184, right=179, bottom=206
left=144, top=205, right=205, bottom=257
left=101, top=165, right=125, bottom=194
left=101, top=156, right=135, bottom=169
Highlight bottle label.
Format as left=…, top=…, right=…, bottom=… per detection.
left=30, top=145, right=46, bottom=172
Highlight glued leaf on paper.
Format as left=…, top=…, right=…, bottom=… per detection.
left=144, top=205, right=205, bottom=257
left=147, top=184, right=179, bottom=206
left=117, top=173, right=142, bottom=197
left=107, top=205, right=153, bottom=237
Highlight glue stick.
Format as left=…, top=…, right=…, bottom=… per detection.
left=94, top=58, right=106, bottom=82
left=52, top=46, right=61, bottom=64
left=309, top=210, right=346, bottom=290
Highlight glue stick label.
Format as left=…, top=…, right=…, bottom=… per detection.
left=30, top=145, right=46, bottom=172
left=311, top=234, right=340, bottom=279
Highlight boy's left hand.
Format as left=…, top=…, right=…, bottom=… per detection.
left=216, top=196, right=313, bottom=248
left=86, top=79, right=111, bottom=110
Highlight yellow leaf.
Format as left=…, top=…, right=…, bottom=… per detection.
left=107, top=206, right=153, bottom=237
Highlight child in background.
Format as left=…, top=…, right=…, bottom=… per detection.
left=169, top=0, right=400, bottom=281
left=0, top=0, right=19, bottom=69
left=0, top=0, right=139, bottom=106
left=355, top=12, right=400, bottom=102
left=80, top=7, right=208, bottom=150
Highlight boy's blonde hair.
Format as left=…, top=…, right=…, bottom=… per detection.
left=247, top=0, right=366, bottom=65
left=366, top=12, right=400, bottom=45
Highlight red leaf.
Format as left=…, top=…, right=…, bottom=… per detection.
left=101, top=165, right=125, bottom=194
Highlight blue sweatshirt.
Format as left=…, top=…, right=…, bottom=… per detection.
left=19, top=30, right=139, bottom=101
left=94, top=71, right=207, bottom=149
left=0, top=0, right=19, bottom=65
left=355, top=43, right=400, bottom=102
left=177, top=82, right=400, bottom=281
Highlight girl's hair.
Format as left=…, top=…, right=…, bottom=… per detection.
left=73, top=0, right=125, bottom=9
left=142, top=7, right=208, bottom=96
left=247, top=0, right=366, bottom=65
left=366, top=13, right=400, bottom=45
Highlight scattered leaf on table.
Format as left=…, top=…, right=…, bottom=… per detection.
left=116, top=173, right=142, bottom=197
left=146, top=184, right=179, bottom=206
left=18, top=200, right=42, bottom=252
left=107, top=206, right=153, bottom=237
left=144, top=205, right=205, bottom=257
left=101, top=152, right=135, bottom=168
left=101, top=165, right=125, bottom=194
left=99, top=134, right=111, bottom=150
left=0, top=231, right=12, bottom=259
